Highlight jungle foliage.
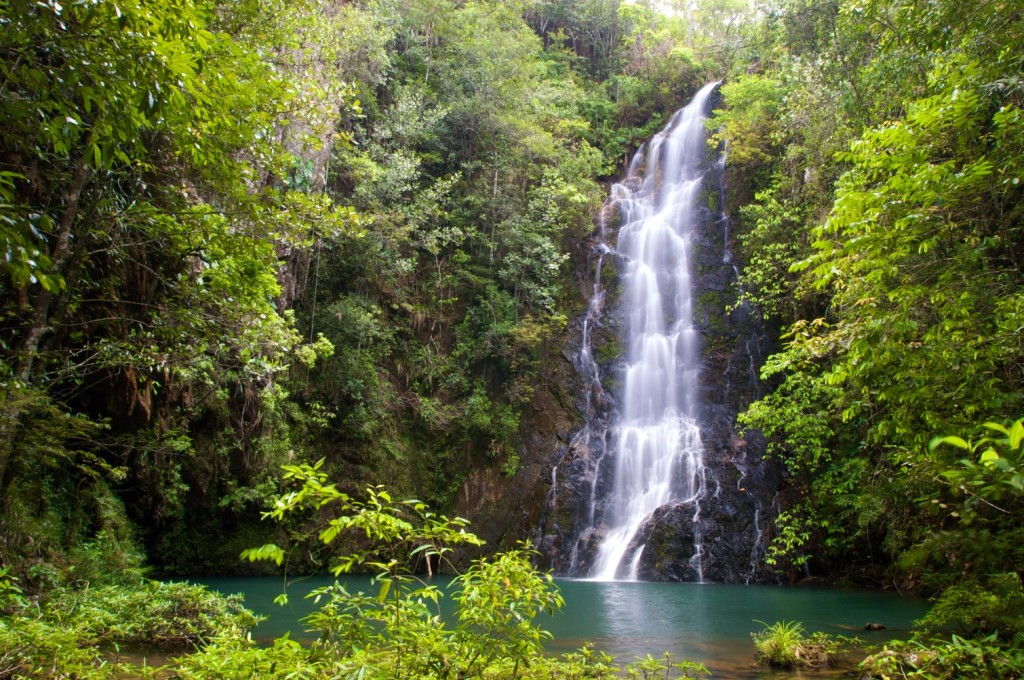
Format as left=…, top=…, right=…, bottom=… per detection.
left=0, top=0, right=720, bottom=577
left=710, top=0, right=1024, bottom=673
left=2, top=0, right=1024, bottom=676
left=287, top=0, right=727, bottom=529
left=714, top=0, right=1024, bottom=586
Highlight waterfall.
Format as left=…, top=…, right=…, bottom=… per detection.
left=535, top=79, right=779, bottom=584
left=588, top=82, right=720, bottom=581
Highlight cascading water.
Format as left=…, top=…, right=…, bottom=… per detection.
left=534, top=81, right=781, bottom=584
left=588, top=81, right=720, bottom=581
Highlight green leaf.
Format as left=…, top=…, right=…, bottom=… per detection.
left=931, top=435, right=971, bottom=451
left=979, top=449, right=1000, bottom=465
left=1009, top=420, right=1024, bottom=452
left=983, top=422, right=1011, bottom=437
left=239, top=544, right=284, bottom=565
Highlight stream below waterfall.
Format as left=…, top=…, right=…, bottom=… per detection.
left=188, top=576, right=930, bottom=679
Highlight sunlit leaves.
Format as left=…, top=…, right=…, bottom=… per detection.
left=239, top=543, right=285, bottom=566
left=735, top=0, right=1024, bottom=581
left=931, top=418, right=1024, bottom=517
left=249, top=461, right=484, bottom=579
left=790, top=58, right=1022, bottom=451
left=239, top=467, right=579, bottom=678
left=709, top=74, right=786, bottom=170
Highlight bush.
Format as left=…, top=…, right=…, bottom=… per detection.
left=752, top=620, right=856, bottom=669
left=860, top=635, right=1024, bottom=680
left=172, top=635, right=323, bottom=679
left=0, top=616, right=112, bottom=679
left=51, top=581, right=259, bottom=648
left=918, top=573, right=1024, bottom=642
left=860, top=573, right=1024, bottom=679
left=0, top=579, right=258, bottom=678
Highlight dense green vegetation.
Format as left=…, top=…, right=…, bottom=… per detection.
left=724, top=0, right=1024, bottom=592
left=0, top=0, right=725, bottom=674
left=0, top=0, right=721, bottom=575
left=2, top=0, right=1023, bottom=676
left=710, top=0, right=1024, bottom=674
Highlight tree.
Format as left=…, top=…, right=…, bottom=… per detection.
left=735, top=0, right=1024, bottom=580
left=0, top=0, right=357, bottom=568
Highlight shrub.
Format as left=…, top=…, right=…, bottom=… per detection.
left=860, top=573, right=1024, bottom=679
left=0, top=580, right=258, bottom=678
left=236, top=462, right=712, bottom=679
left=752, top=620, right=856, bottom=669
left=917, top=573, right=1024, bottom=642
left=0, top=616, right=112, bottom=679
left=172, top=635, right=324, bottom=679
left=52, top=581, right=259, bottom=648
left=860, top=634, right=1024, bottom=680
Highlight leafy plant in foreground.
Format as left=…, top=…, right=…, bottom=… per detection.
left=241, top=460, right=559, bottom=677
left=859, top=420, right=1024, bottom=678
left=238, top=460, right=711, bottom=678
left=625, top=652, right=711, bottom=679
left=752, top=620, right=857, bottom=669
left=860, top=634, right=1024, bottom=680
left=0, top=580, right=256, bottom=678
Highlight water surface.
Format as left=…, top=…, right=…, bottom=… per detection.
left=196, top=576, right=929, bottom=679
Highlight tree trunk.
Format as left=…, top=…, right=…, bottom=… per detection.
left=16, top=150, right=91, bottom=382
left=3, top=147, right=93, bottom=500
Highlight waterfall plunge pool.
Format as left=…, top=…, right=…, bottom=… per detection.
left=192, top=576, right=930, bottom=679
